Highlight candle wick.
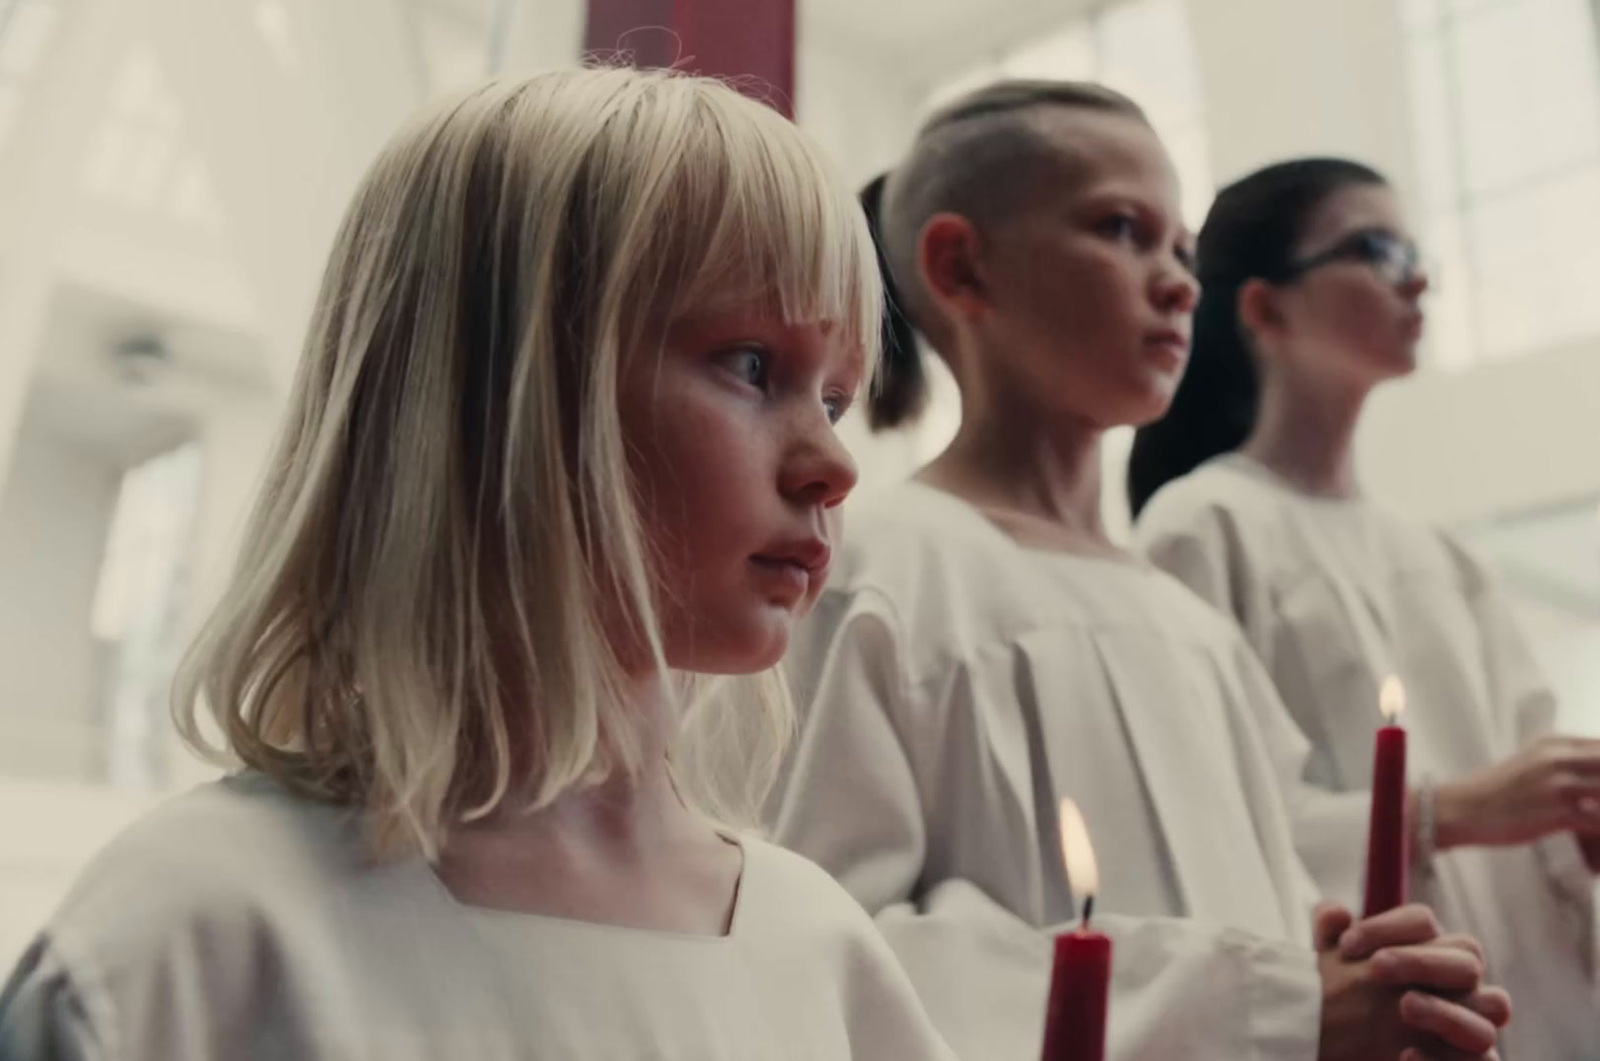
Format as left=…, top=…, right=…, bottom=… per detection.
left=1081, top=893, right=1095, bottom=929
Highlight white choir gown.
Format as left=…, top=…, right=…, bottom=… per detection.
left=1136, top=454, right=1600, bottom=1060
left=772, top=481, right=1330, bottom=1061
left=0, top=772, right=957, bottom=1061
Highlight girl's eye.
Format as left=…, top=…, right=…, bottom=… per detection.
left=1096, top=213, right=1139, bottom=242
left=724, top=348, right=770, bottom=390
left=823, top=392, right=852, bottom=425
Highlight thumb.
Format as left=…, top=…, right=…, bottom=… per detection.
left=1312, top=900, right=1353, bottom=952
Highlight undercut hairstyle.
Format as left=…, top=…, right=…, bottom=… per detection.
left=865, top=79, right=1148, bottom=430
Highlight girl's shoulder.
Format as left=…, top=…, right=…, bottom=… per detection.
left=1136, top=456, right=1293, bottom=542
left=732, top=835, right=911, bottom=963
left=38, top=773, right=371, bottom=994
left=733, top=835, right=875, bottom=934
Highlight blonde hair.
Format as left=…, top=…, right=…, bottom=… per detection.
left=174, top=67, right=880, bottom=859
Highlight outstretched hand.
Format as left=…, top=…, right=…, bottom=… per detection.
left=1437, top=735, right=1600, bottom=849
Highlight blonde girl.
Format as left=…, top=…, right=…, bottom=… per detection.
left=0, top=67, right=953, bottom=1061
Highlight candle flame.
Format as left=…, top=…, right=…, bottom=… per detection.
left=1379, top=676, right=1406, bottom=723
left=1058, top=798, right=1100, bottom=902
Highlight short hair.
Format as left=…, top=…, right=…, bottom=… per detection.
left=868, top=80, right=1147, bottom=429
left=173, top=67, right=881, bottom=857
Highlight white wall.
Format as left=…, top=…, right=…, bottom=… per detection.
left=0, top=425, right=119, bottom=783
left=0, top=776, right=158, bottom=968
left=1361, top=339, right=1600, bottom=523
left=1545, top=625, right=1600, bottom=735
left=1188, top=0, right=1418, bottom=197
left=797, top=26, right=922, bottom=189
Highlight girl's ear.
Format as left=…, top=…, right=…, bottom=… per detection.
left=918, top=213, right=988, bottom=319
left=1237, top=278, right=1285, bottom=349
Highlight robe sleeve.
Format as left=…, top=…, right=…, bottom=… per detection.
left=1442, top=536, right=1597, bottom=901
left=1136, top=502, right=1246, bottom=627
left=0, top=937, right=109, bottom=1061
left=1141, top=506, right=1377, bottom=912
left=1438, top=535, right=1560, bottom=746
left=774, top=589, right=1323, bottom=1061
left=877, top=880, right=1322, bottom=1061
left=1222, top=644, right=1341, bottom=924
left=773, top=589, right=928, bottom=917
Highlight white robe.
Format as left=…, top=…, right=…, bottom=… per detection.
left=1136, top=454, right=1600, bottom=1060
left=0, top=772, right=956, bottom=1061
left=772, top=481, right=1325, bottom=1061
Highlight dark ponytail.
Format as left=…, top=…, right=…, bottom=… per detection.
left=1126, top=157, right=1388, bottom=518
left=861, top=174, right=926, bottom=431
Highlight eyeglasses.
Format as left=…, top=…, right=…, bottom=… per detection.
left=1281, top=228, right=1423, bottom=286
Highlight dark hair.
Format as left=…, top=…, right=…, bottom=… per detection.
left=864, top=79, right=1147, bottom=431
left=861, top=174, right=924, bottom=430
left=1126, top=157, right=1387, bottom=517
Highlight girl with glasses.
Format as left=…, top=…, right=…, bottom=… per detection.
left=1132, top=157, right=1600, bottom=1059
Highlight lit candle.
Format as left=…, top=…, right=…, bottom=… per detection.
left=1041, top=799, right=1111, bottom=1061
left=1363, top=676, right=1409, bottom=917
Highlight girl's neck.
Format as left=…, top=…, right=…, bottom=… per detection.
left=921, top=386, right=1112, bottom=553
left=434, top=672, right=741, bottom=934
left=1240, top=365, right=1369, bottom=499
left=487, top=668, right=689, bottom=849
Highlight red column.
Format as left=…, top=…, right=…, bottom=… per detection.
left=584, top=0, right=796, bottom=118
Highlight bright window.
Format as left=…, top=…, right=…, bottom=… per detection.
left=0, top=0, right=60, bottom=153
left=1406, top=0, right=1600, bottom=366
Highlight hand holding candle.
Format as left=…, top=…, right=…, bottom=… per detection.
left=1040, top=799, right=1110, bottom=1061
left=1362, top=676, right=1409, bottom=917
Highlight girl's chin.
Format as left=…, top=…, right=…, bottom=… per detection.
left=1363, top=346, right=1419, bottom=382
left=1099, top=383, right=1181, bottom=431
left=674, top=617, right=793, bottom=676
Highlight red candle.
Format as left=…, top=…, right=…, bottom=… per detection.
left=1041, top=799, right=1110, bottom=1061
left=1362, top=677, right=1409, bottom=917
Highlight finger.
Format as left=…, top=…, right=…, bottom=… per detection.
left=1313, top=900, right=1353, bottom=952
left=1399, top=989, right=1499, bottom=1053
left=1557, top=751, right=1600, bottom=780
left=1579, top=833, right=1600, bottom=873
left=1371, top=944, right=1483, bottom=992
left=1464, top=986, right=1512, bottom=1029
left=1401, top=1048, right=1500, bottom=1061
left=1567, top=793, right=1600, bottom=830
left=1429, top=933, right=1486, bottom=965
left=1340, top=904, right=1441, bottom=959
left=1554, top=735, right=1600, bottom=764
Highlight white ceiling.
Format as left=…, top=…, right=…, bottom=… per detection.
left=23, top=281, right=266, bottom=466
left=803, top=0, right=1091, bottom=56
left=408, top=0, right=1099, bottom=92
left=416, top=0, right=1083, bottom=51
